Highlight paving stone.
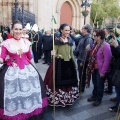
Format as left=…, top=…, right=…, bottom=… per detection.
left=63, top=100, right=113, bottom=117
left=87, top=104, right=114, bottom=116
left=43, top=111, right=53, bottom=120
left=55, top=115, right=73, bottom=120
left=71, top=111, right=92, bottom=120
left=36, top=61, right=116, bottom=120
left=78, top=97, right=92, bottom=107
left=66, top=100, right=81, bottom=110
left=105, top=116, right=116, bottom=120
left=63, top=103, right=94, bottom=117
left=86, top=112, right=116, bottom=120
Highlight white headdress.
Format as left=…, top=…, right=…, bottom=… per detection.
left=31, top=24, right=38, bottom=32
left=25, top=23, right=31, bottom=30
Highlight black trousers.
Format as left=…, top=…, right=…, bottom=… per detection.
left=32, top=44, right=39, bottom=63
left=106, top=71, right=113, bottom=92
left=38, top=44, right=42, bottom=59
left=44, top=50, right=51, bottom=63
left=77, top=60, right=88, bottom=92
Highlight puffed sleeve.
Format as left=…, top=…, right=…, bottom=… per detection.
left=1, top=46, right=8, bottom=60
left=26, top=48, right=32, bottom=61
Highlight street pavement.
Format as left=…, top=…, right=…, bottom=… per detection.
left=36, top=59, right=117, bottom=120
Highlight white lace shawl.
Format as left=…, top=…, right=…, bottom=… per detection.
left=1, top=38, right=31, bottom=54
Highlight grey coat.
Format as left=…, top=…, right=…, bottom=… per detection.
left=71, top=34, right=93, bottom=63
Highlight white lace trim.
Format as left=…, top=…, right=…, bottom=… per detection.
left=6, top=87, right=41, bottom=99
left=4, top=64, right=42, bottom=116
left=1, top=38, right=31, bottom=54
left=5, top=65, right=38, bottom=80
left=4, top=104, right=42, bottom=116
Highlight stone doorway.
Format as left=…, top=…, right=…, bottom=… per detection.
left=60, top=2, right=73, bottom=26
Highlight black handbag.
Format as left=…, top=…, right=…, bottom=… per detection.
left=112, top=69, right=120, bottom=88
left=73, top=48, right=79, bottom=57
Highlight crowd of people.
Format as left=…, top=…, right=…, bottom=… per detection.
left=0, top=20, right=120, bottom=119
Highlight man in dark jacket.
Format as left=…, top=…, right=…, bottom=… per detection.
left=31, top=24, right=40, bottom=63
left=42, top=29, right=52, bottom=65
left=38, top=30, right=43, bottom=59
left=70, top=24, right=93, bottom=93
left=109, top=38, right=120, bottom=112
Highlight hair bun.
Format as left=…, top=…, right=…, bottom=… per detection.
left=11, top=20, right=22, bottom=29
left=13, top=20, right=20, bottom=24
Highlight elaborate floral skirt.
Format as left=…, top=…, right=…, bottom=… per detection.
left=0, top=64, right=48, bottom=120
left=44, top=58, right=79, bottom=107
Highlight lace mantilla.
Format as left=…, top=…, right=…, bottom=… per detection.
left=4, top=64, right=42, bottom=116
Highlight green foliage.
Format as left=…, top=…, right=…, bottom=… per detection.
left=91, top=0, right=120, bottom=27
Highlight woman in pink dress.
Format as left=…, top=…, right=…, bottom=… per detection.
left=0, top=21, right=48, bottom=120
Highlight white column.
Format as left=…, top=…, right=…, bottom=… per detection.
left=29, top=0, right=34, bottom=13
left=2, top=0, right=8, bottom=25
left=0, top=0, right=2, bottom=12
left=7, top=0, right=13, bottom=26
left=0, top=0, right=3, bottom=24
left=34, top=0, right=38, bottom=24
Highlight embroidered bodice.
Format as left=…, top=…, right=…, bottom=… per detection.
left=0, top=38, right=32, bottom=69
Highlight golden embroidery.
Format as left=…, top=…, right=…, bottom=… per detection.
left=17, top=49, right=23, bottom=58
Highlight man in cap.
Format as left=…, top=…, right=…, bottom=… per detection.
left=70, top=24, right=93, bottom=93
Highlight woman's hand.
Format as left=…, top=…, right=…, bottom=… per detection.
left=100, top=74, right=105, bottom=78
left=0, top=58, right=3, bottom=64
left=86, top=44, right=90, bottom=52
left=80, top=63, right=83, bottom=67
left=51, top=50, right=56, bottom=55
left=110, top=38, right=119, bottom=48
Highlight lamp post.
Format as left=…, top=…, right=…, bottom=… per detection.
left=81, top=0, right=92, bottom=25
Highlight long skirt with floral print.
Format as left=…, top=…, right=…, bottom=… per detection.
left=0, top=64, right=48, bottom=120
left=44, top=58, right=79, bottom=107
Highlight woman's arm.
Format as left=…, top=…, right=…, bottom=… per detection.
left=26, top=48, right=32, bottom=61
left=0, top=46, right=8, bottom=63
left=101, top=44, right=112, bottom=75
left=26, top=48, right=36, bottom=67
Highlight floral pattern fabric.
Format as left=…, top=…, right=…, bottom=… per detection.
left=46, top=85, right=79, bottom=107
left=4, top=64, right=42, bottom=116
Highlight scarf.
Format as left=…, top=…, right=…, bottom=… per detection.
left=86, top=40, right=104, bottom=86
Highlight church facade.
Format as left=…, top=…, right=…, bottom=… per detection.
left=0, top=0, right=91, bottom=30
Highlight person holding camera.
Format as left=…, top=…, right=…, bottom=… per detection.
left=108, top=35, right=120, bottom=112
